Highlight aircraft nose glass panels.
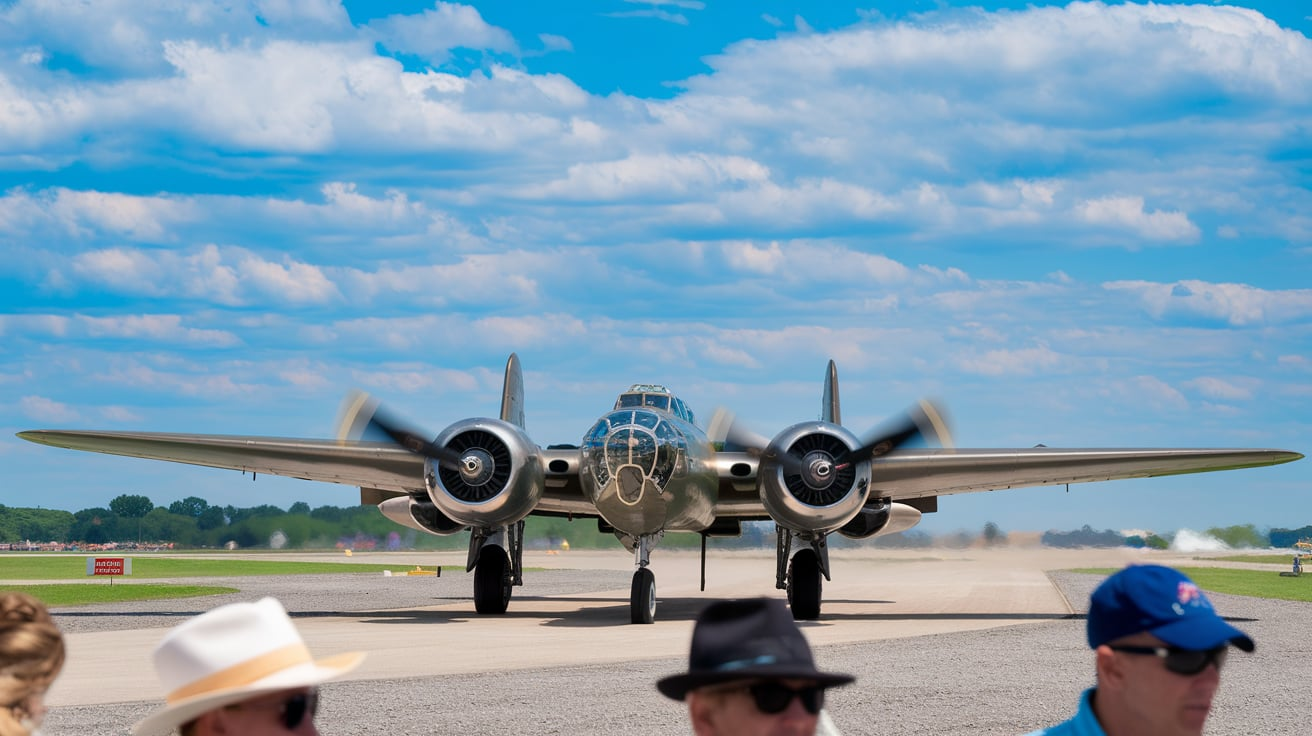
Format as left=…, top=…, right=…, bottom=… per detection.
left=583, top=410, right=684, bottom=495
left=606, top=428, right=657, bottom=474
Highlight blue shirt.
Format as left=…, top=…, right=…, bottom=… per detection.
left=1024, top=688, right=1105, bottom=736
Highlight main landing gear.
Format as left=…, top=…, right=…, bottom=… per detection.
left=470, top=521, right=524, bottom=615
left=630, top=533, right=660, bottom=624
left=776, top=526, right=829, bottom=621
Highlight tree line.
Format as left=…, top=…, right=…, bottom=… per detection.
left=1, top=495, right=1308, bottom=551
left=1039, top=523, right=1310, bottom=549
left=0, top=494, right=713, bottom=551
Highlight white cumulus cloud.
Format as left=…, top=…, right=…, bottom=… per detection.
left=1075, top=196, right=1200, bottom=243
left=19, top=395, right=80, bottom=423
left=1105, top=280, right=1312, bottom=326
left=65, top=245, right=340, bottom=306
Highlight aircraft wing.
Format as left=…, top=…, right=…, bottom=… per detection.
left=866, top=446, right=1302, bottom=499
left=18, top=428, right=597, bottom=512
left=18, top=431, right=1300, bottom=513
left=707, top=445, right=1299, bottom=519
left=16, top=430, right=426, bottom=493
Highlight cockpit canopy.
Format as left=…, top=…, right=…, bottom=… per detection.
left=614, top=384, right=695, bottom=425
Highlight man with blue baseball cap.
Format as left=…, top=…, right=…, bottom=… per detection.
left=1027, top=564, right=1254, bottom=736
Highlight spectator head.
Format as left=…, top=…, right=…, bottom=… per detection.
left=0, top=593, right=65, bottom=736
left=658, top=598, right=853, bottom=736
left=133, top=597, right=364, bottom=736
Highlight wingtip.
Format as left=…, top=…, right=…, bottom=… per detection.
left=15, top=430, right=64, bottom=448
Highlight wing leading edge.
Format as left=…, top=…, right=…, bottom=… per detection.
left=867, top=446, right=1303, bottom=500
left=19, top=431, right=1302, bottom=505
left=17, top=430, right=426, bottom=493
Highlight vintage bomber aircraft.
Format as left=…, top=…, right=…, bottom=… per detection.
left=18, top=354, right=1303, bottom=623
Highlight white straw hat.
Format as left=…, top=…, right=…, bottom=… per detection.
left=132, top=597, right=364, bottom=735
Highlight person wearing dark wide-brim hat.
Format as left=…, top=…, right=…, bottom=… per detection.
left=658, top=598, right=854, bottom=736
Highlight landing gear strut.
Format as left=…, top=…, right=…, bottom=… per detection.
left=630, top=533, right=659, bottom=624
left=776, top=526, right=830, bottom=621
left=469, top=521, right=524, bottom=615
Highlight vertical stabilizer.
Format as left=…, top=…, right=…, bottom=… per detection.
left=500, top=353, right=526, bottom=429
left=821, top=360, right=841, bottom=425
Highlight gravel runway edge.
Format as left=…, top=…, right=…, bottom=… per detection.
left=45, top=570, right=1309, bottom=735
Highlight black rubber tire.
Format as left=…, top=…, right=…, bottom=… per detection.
left=473, top=547, right=512, bottom=615
left=787, top=548, right=822, bottom=620
left=630, top=567, right=656, bottom=624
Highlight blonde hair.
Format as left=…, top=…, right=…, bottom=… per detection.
left=0, top=593, right=65, bottom=736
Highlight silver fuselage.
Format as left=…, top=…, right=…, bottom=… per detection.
left=579, top=394, right=718, bottom=535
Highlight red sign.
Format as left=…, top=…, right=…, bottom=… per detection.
left=86, top=557, right=131, bottom=576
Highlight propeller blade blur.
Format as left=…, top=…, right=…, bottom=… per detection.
left=335, top=390, right=462, bottom=468
left=707, top=407, right=771, bottom=454
left=842, top=398, right=953, bottom=466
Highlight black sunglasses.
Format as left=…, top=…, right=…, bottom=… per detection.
left=227, top=689, right=319, bottom=730
left=1109, top=644, right=1229, bottom=675
left=279, top=690, right=319, bottom=730
left=722, top=682, right=826, bottom=715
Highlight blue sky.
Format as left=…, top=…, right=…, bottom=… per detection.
left=2, top=0, right=1309, bottom=538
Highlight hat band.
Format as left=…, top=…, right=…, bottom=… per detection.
left=166, top=643, right=312, bottom=704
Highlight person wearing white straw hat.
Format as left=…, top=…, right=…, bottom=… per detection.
left=133, top=597, right=364, bottom=736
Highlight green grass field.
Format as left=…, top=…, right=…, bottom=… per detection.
left=6, top=584, right=239, bottom=606
left=0, top=556, right=448, bottom=579
left=1073, top=566, right=1312, bottom=603
left=0, top=555, right=552, bottom=606
left=1211, top=554, right=1305, bottom=565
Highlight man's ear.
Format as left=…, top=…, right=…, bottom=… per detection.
left=687, top=693, right=717, bottom=736
left=1095, top=645, right=1125, bottom=690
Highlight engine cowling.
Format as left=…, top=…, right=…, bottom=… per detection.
left=378, top=495, right=466, bottom=535
left=423, top=418, right=544, bottom=528
left=758, top=421, right=870, bottom=533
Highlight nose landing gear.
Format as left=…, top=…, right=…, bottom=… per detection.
left=630, top=532, right=660, bottom=624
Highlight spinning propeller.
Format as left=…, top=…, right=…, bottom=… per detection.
left=836, top=398, right=954, bottom=467
left=709, top=397, right=954, bottom=474
left=336, top=390, right=465, bottom=471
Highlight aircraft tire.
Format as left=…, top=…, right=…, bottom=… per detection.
left=787, top=548, right=822, bottom=620
left=630, top=567, right=656, bottom=624
left=474, top=546, right=512, bottom=615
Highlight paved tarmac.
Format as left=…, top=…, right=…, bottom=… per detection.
left=35, top=546, right=1310, bottom=734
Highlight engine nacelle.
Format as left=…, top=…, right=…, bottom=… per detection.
left=759, top=421, right=870, bottom=533
left=837, top=500, right=923, bottom=539
left=378, top=495, right=466, bottom=536
left=424, top=418, right=544, bottom=528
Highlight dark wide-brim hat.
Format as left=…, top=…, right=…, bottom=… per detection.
left=657, top=598, right=855, bottom=700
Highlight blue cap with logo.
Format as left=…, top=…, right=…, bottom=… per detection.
left=1087, top=565, right=1254, bottom=652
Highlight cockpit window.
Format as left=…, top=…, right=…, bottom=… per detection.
left=643, top=394, right=670, bottom=411
left=616, top=393, right=643, bottom=408
left=633, top=410, right=660, bottom=429
left=672, top=398, right=694, bottom=424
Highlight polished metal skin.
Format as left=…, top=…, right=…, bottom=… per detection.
left=423, top=417, right=543, bottom=529
left=16, top=353, right=1304, bottom=622
left=756, top=420, right=871, bottom=533
left=579, top=390, right=718, bottom=536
